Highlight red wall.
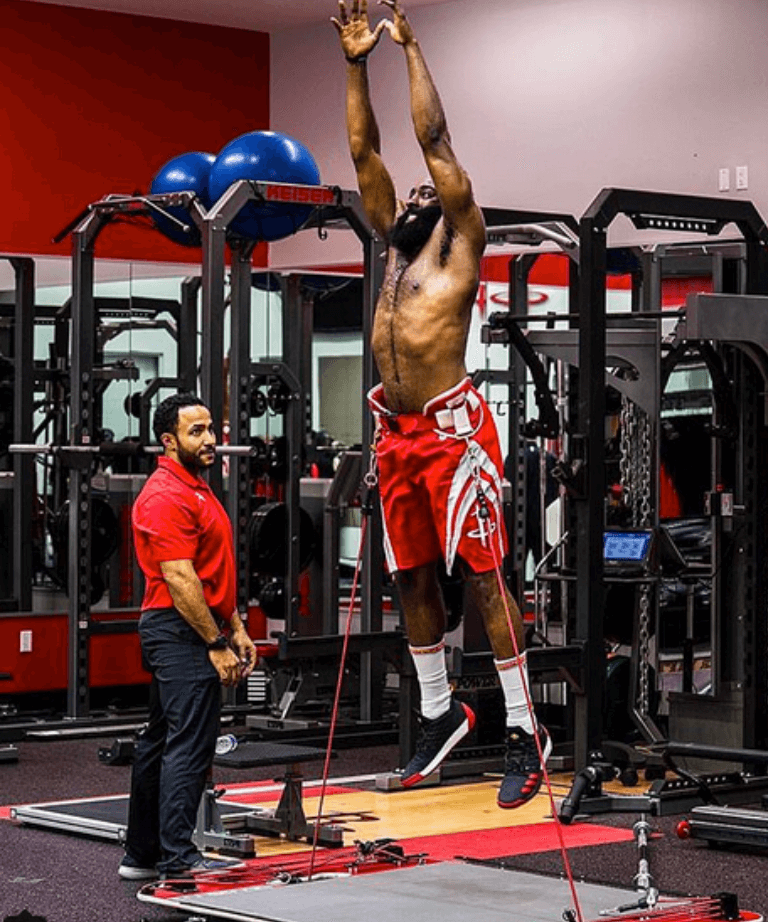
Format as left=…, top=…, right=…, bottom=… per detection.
left=0, top=613, right=147, bottom=692
left=0, top=0, right=270, bottom=264
left=0, top=605, right=269, bottom=693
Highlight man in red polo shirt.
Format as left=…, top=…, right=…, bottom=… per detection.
left=119, top=392, right=256, bottom=881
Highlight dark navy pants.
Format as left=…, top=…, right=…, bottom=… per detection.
left=124, top=608, right=221, bottom=873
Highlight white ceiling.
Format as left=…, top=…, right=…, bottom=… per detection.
left=18, top=0, right=455, bottom=32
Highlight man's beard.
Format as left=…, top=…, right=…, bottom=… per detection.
left=177, top=443, right=214, bottom=474
left=390, top=204, right=442, bottom=260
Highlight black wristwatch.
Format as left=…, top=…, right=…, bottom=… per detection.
left=206, top=633, right=229, bottom=651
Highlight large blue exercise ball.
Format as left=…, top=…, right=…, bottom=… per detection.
left=150, top=151, right=215, bottom=246
left=208, top=131, right=321, bottom=242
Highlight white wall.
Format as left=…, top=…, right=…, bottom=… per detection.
left=270, top=0, right=768, bottom=268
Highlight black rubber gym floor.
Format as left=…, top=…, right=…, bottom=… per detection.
left=2, top=737, right=768, bottom=922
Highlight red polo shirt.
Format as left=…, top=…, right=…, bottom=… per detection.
left=132, top=455, right=236, bottom=620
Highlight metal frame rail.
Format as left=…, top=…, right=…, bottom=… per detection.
left=4, top=256, right=35, bottom=612
left=201, top=180, right=387, bottom=724
left=64, top=192, right=203, bottom=717
left=679, top=291, right=768, bottom=755
left=478, top=208, right=580, bottom=605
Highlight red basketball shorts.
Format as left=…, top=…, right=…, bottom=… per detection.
left=368, top=377, right=508, bottom=575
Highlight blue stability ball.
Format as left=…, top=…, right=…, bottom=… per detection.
left=150, top=151, right=215, bottom=246
left=208, top=131, right=321, bottom=242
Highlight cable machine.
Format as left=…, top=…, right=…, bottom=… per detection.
left=575, top=189, right=768, bottom=768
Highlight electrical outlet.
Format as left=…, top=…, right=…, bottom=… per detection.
left=20, top=630, right=32, bottom=653
left=736, top=165, right=749, bottom=190
left=718, top=168, right=730, bottom=192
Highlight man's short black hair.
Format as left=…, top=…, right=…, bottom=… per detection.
left=152, top=392, right=208, bottom=443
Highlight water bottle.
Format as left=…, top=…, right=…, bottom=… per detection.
left=215, top=734, right=238, bottom=755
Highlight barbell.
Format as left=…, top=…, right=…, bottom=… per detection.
left=9, top=442, right=258, bottom=458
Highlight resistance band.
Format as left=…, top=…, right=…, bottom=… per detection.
left=307, top=503, right=371, bottom=879
left=474, top=472, right=585, bottom=922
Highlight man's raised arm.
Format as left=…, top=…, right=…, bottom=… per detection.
left=382, top=0, right=485, bottom=249
left=332, top=0, right=397, bottom=239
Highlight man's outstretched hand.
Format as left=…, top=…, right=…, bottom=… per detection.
left=379, top=0, right=415, bottom=46
left=332, top=0, right=388, bottom=61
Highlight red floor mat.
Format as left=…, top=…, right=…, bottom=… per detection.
left=398, top=821, right=635, bottom=861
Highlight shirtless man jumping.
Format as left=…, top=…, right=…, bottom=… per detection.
left=332, top=0, right=550, bottom=808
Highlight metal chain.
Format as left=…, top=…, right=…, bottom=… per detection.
left=637, top=408, right=654, bottom=718
left=637, top=411, right=652, bottom=529
left=637, top=583, right=652, bottom=717
left=619, top=397, right=653, bottom=528
left=619, top=396, right=633, bottom=513
left=619, top=397, right=654, bottom=718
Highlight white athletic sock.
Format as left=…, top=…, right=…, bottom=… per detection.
left=410, top=641, right=451, bottom=720
left=495, top=652, right=536, bottom=734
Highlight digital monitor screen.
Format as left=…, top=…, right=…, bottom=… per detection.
left=604, top=531, right=652, bottom=562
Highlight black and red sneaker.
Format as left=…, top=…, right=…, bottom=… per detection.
left=497, top=725, right=552, bottom=809
left=399, top=699, right=475, bottom=787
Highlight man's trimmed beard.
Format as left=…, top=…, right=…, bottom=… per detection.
left=177, top=442, right=214, bottom=474
left=390, top=204, right=442, bottom=260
